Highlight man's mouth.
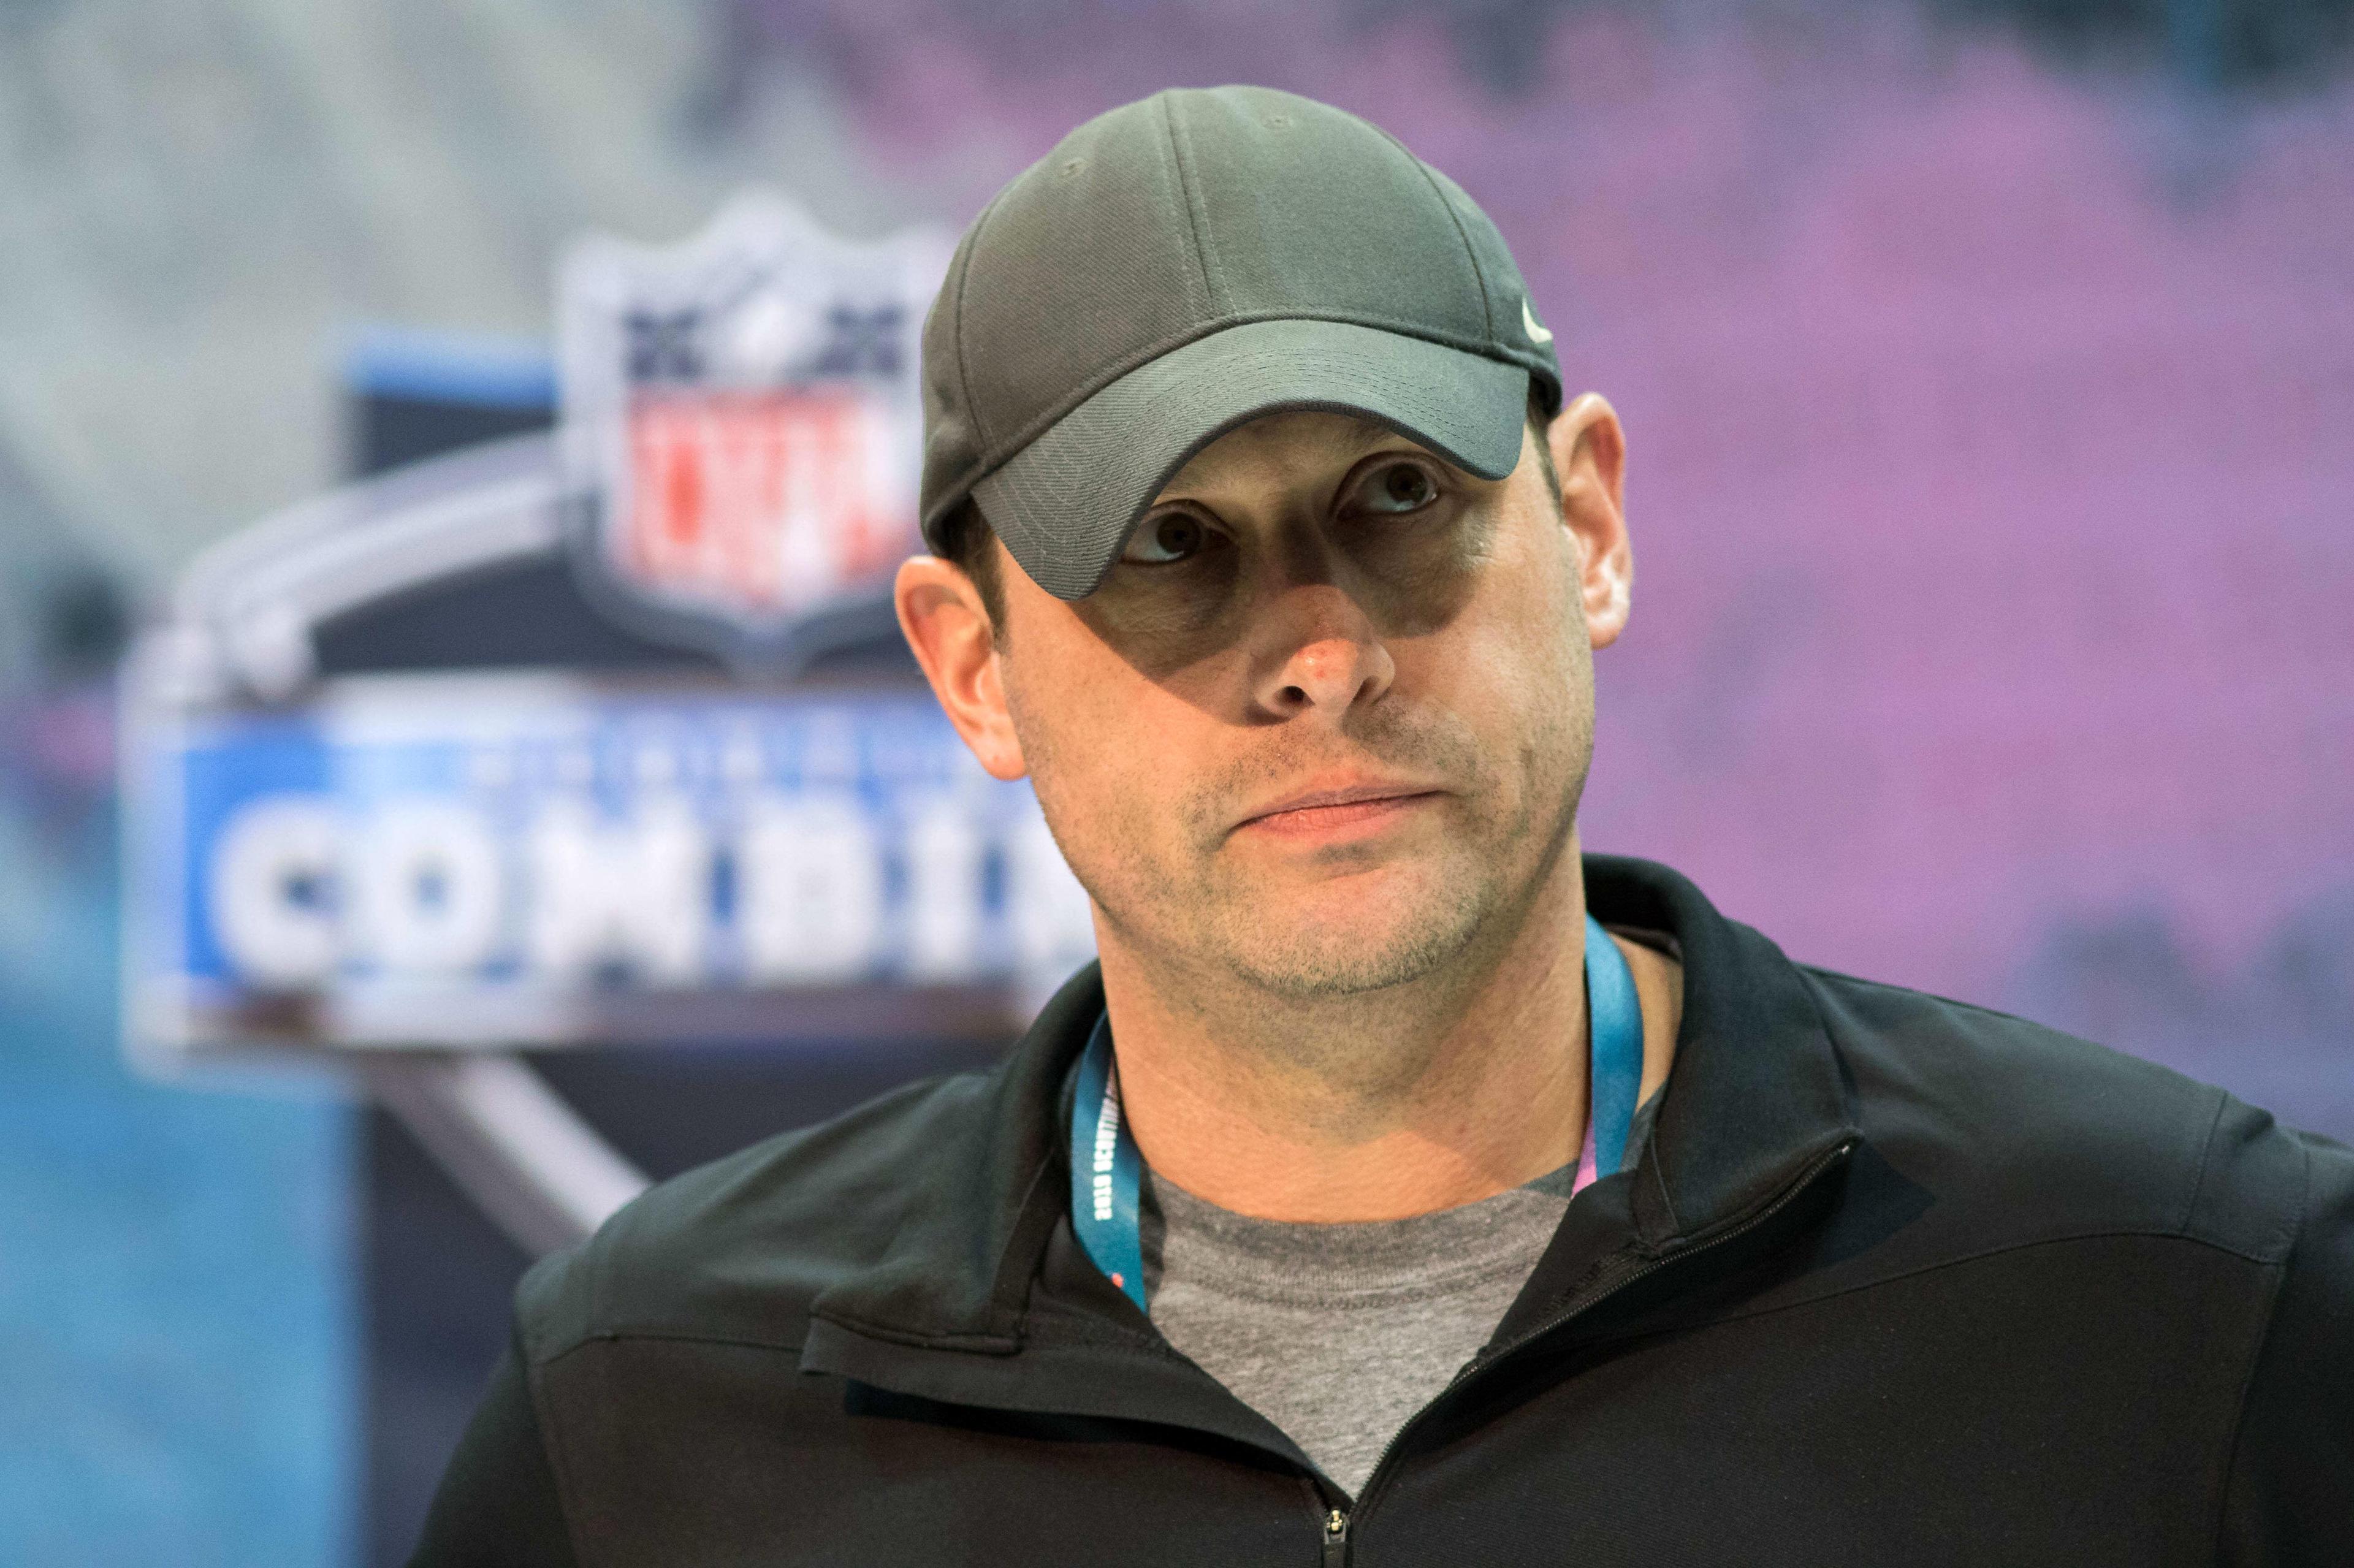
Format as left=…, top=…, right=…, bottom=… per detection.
left=1232, top=778, right=1446, bottom=839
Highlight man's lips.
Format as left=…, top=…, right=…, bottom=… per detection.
left=1232, top=780, right=1446, bottom=837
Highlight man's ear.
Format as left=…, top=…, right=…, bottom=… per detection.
left=1545, top=392, right=1632, bottom=651
left=893, top=550, right=1029, bottom=781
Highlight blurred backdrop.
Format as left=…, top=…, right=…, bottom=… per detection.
left=2, top=1, right=2350, bottom=1563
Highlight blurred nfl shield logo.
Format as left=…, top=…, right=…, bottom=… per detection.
left=558, top=195, right=951, bottom=668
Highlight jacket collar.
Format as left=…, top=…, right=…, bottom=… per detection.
left=804, top=853, right=1856, bottom=1378
left=1584, top=854, right=1856, bottom=1250
left=804, top=957, right=1107, bottom=1356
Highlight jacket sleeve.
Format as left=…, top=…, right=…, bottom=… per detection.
left=2219, top=1128, right=2354, bottom=1565
left=406, top=1330, right=581, bottom=1568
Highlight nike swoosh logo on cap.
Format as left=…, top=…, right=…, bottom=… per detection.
left=1522, top=298, right=1553, bottom=345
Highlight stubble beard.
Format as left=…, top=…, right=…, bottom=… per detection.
left=1061, top=688, right=1594, bottom=1009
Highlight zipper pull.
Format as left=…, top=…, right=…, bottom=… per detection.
left=1321, top=1507, right=1349, bottom=1566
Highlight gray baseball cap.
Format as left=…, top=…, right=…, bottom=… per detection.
left=918, top=85, right=1563, bottom=600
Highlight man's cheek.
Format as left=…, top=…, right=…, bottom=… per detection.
left=1038, top=742, right=1158, bottom=870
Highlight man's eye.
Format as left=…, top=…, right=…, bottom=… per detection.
left=1356, top=460, right=1439, bottom=515
left=1121, top=511, right=1211, bottom=565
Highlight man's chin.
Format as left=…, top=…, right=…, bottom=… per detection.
left=1206, top=873, right=1496, bottom=1000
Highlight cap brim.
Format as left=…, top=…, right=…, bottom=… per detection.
left=971, top=319, right=1530, bottom=601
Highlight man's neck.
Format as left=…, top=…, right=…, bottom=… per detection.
left=1095, top=851, right=1683, bottom=1224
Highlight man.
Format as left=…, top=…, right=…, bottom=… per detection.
left=416, top=86, right=2351, bottom=1564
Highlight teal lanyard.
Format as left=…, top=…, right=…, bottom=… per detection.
left=1071, top=913, right=1645, bottom=1313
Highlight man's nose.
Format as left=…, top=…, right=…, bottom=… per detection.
left=1249, top=584, right=1396, bottom=718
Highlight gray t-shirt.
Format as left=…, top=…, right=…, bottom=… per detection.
left=1131, top=928, right=1675, bottom=1497
left=1139, top=1162, right=1582, bottom=1498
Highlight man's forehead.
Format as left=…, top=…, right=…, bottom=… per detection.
left=1152, top=411, right=1434, bottom=503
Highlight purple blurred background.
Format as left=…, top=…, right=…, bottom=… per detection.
left=728, top=1, right=2354, bottom=1125
left=1, top=1, right=2347, bottom=1562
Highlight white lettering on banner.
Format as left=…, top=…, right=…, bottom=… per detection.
left=353, top=802, right=505, bottom=975
left=208, top=796, right=341, bottom=987
left=738, top=793, right=883, bottom=983
left=1006, top=813, right=1095, bottom=978
left=901, top=797, right=984, bottom=982
left=194, top=754, right=1096, bottom=994
left=528, top=796, right=710, bottom=983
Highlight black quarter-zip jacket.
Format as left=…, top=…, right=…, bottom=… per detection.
left=413, top=856, right=2354, bottom=1566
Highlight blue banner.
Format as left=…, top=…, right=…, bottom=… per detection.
left=128, top=672, right=1094, bottom=1050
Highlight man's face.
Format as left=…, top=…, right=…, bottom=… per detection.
left=961, top=403, right=1629, bottom=1002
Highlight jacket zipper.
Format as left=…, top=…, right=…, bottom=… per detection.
left=1325, top=1137, right=1855, bottom=1559
left=1320, top=1506, right=1348, bottom=1566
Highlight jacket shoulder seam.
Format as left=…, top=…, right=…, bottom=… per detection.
left=521, top=1330, right=600, bottom=1568
left=2206, top=1131, right=2313, bottom=1557
left=2207, top=1256, right=2295, bottom=1562
left=2181, top=1087, right=2233, bottom=1235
